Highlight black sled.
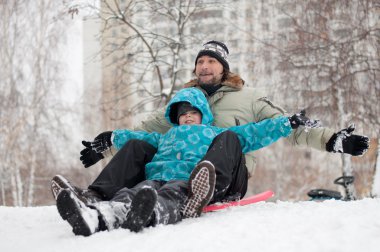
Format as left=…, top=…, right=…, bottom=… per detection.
left=307, top=176, right=355, bottom=201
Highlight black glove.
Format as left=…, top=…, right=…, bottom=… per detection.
left=91, top=131, right=113, bottom=153
left=288, top=109, right=321, bottom=129
left=80, top=141, right=104, bottom=168
left=326, top=124, right=369, bottom=156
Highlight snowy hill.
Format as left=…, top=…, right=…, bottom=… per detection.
left=1, top=198, right=379, bottom=252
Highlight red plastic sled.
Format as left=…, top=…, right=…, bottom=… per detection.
left=203, top=190, right=274, bottom=213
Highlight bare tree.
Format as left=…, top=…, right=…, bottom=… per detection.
left=373, top=139, right=380, bottom=196
left=0, top=0, right=72, bottom=206
left=271, top=0, right=380, bottom=198
left=69, top=0, right=229, bottom=127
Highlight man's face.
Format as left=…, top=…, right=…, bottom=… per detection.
left=178, top=111, right=202, bottom=125
left=195, top=55, right=224, bottom=85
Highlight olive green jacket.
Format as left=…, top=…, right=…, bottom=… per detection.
left=111, top=73, right=335, bottom=175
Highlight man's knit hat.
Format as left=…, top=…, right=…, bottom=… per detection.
left=195, top=40, right=230, bottom=71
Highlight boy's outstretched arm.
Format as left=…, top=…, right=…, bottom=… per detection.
left=229, top=110, right=316, bottom=153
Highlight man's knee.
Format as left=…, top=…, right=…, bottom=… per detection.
left=124, top=139, right=152, bottom=148
left=120, top=139, right=157, bottom=153
left=215, top=130, right=239, bottom=142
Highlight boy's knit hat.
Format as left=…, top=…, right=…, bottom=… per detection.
left=169, top=102, right=201, bottom=124
left=195, top=40, right=229, bottom=71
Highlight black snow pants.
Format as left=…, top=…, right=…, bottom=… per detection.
left=201, top=130, right=248, bottom=203
left=112, top=180, right=188, bottom=226
left=89, top=131, right=248, bottom=203
left=89, top=139, right=157, bottom=199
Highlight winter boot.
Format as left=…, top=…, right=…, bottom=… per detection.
left=51, top=175, right=103, bottom=204
left=122, top=187, right=157, bottom=232
left=181, top=160, right=216, bottom=218
left=56, top=189, right=101, bottom=236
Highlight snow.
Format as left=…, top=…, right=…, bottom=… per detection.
left=1, top=198, right=380, bottom=252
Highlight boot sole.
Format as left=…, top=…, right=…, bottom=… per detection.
left=182, top=160, right=216, bottom=218
left=122, top=188, right=157, bottom=232
left=51, top=175, right=75, bottom=200
left=56, top=189, right=97, bottom=236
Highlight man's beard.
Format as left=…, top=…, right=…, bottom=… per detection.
left=197, top=75, right=222, bottom=85
left=196, top=74, right=223, bottom=95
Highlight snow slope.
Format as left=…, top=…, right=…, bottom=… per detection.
left=1, top=198, right=379, bottom=252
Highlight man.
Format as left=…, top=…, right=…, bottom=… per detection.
left=51, top=40, right=369, bottom=217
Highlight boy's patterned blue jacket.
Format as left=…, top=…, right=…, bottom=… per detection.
left=112, top=88, right=292, bottom=182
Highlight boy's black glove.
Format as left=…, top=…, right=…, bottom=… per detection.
left=80, top=141, right=104, bottom=168
left=326, top=124, right=369, bottom=156
left=91, top=131, right=113, bottom=153
left=288, top=109, right=320, bottom=129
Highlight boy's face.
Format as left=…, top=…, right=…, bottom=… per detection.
left=178, top=111, right=202, bottom=125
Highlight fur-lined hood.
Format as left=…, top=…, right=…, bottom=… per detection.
left=183, top=72, right=245, bottom=90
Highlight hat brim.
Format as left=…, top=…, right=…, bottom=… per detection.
left=195, top=51, right=230, bottom=71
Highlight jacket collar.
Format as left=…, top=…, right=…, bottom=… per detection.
left=183, top=72, right=244, bottom=90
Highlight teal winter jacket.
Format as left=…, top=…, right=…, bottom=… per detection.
left=112, top=88, right=292, bottom=182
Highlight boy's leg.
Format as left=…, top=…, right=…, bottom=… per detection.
left=96, top=180, right=161, bottom=232
left=123, top=180, right=188, bottom=231
left=121, top=187, right=158, bottom=232
left=113, top=180, right=161, bottom=232
left=111, top=180, right=160, bottom=202
left=201, top=131, right=248, bottom=203
left=153, top=180, right=188, bottom=225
